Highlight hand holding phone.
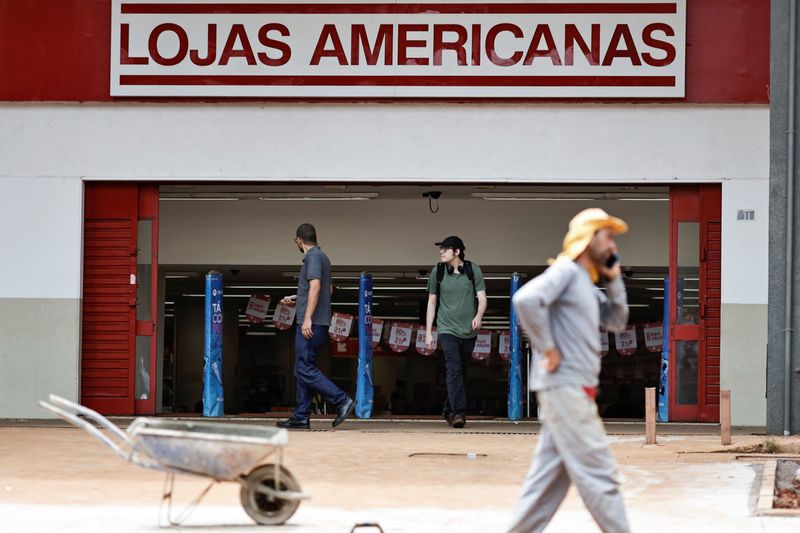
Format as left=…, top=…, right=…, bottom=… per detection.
left=605, top=253, right=620, bottom=269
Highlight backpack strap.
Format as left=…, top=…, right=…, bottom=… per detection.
left=435, top=262, right=446, bottom=296
left=464, top=260, right=476, bottom=295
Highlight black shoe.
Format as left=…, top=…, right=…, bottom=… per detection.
left=451, top=413, right=466, bottom=429
left=443, top=411, right=454, bottom=426
left=276, top=418, right=309, bottom=430
left=332, top=397, right=355, bottom=428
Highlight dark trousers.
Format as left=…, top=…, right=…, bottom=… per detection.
left=293, top=324, right=347, bottom=420
left=439, top=333, right=476, bottom=416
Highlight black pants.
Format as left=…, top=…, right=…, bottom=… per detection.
left=439, top=333, right=476, bottom=416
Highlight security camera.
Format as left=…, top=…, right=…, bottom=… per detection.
left=623, top=267, right=634, bottom=278
left=422, top=191, right=442, bottom=199
left=418, top=269, right=428, bottom=277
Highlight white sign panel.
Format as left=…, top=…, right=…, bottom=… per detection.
left=111, top=0, right=686, bottom=98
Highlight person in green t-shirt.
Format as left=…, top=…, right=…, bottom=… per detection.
left=425, top=236, right=487, bottom=428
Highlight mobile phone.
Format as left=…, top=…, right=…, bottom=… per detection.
left=605, top=253, right=620, bottom=269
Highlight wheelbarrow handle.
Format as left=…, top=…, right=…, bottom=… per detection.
left=38, top=394, right=135, bottom=462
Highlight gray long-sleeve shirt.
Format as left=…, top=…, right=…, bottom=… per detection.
left=512, top=259, right=629, bottom=391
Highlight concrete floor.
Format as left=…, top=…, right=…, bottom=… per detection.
left=0, top=420, right=798, bottom=532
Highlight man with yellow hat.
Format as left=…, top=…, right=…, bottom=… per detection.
left=507, top=208, right=631, bottom=533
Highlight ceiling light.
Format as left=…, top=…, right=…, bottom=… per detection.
left=258, top=192, right=377, bottom=201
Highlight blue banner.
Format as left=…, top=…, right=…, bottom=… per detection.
left=657, top=276, right=670, bottom=422
left=203, top=271, right=224, bottom=417
left=356, top=273, right=374, bottom=418
left=508, top=273, right=523, bottom=420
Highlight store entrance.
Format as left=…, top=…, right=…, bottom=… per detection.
left=154, top=183, right=673, bottom=419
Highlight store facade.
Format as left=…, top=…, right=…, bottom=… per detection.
left=0, top=0, right=769, bottom=425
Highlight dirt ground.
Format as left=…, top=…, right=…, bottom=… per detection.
left=1, top=420, right=799, bottom=532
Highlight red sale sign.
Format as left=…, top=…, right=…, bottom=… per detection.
left=245, top=294, right=271, bottom=323
left=388, top=322, right=413, bottom=353
left=272, top=301, right=296, bottom=330
left=415, top=327, right=437, bottom=356
left=371, top=318, right=384, bottom=348
left=499, top=330, right=510, bottom=361
left=614, top=326, right=637, bottom=356
left=643, top=322, right=664, bottom=352
left=328, top=312, right=354, bottom=342
left=471, top=330, right=492, bottom=361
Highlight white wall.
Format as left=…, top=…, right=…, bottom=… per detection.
left=720, top=179, right=769, bottom=426
left=160, top=196, right=668, bottom=267
left=0, top=177, right=83, bottom=298
left=0, top=104, right=767, bottom=182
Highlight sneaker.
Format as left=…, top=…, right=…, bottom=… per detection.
left=276, top=418, right=310, bottom=430
left=451, top=413, right=466, bottom=429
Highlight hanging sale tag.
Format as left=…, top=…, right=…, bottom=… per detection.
left=388, top=322, right=413, bottom=353
left=415, top=327, right=437, bottom=356
left=499, top=330, right=510, bottom=361
left=245, top=294, right=271, bottom=324
left=328, top=312, right=354, bottom=342
left=614, top=326, right=637, bottom=356
left=600, top=330, right=610, bottom=357
left=471, top=330, right=492, bottom=361
left=371, top=318, right=383, bottom=348
left=643, top=322, right=664, bottom=353
left=272, top=301, right=296, bottom=330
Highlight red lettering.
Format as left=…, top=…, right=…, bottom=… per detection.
left=602, top=24, right=642, bottom=66
left=148, top=23, right=189, bottom=66
left=398, top=24, right=429, bottom=66
left=433, top=24, right=467, bottom=66
left=310, top=24, right=348, bottom=65
left=564, top=24, right=599, bottom=66
left=120, top=24, right=148, bottom=65
left=471, top=24, right=481, bottom=66
left=351, top=24, right=393, bottom=66
left=642, top=23, right=676, bottom=67
left=219, top=24, right=256, bottom=65
left=486, top=23, right=523, bottom=67
left=189, top=24, right=216, bottom=66
left=258, top=23, right=291, bottom=66
left=523, top=24, right=562, bottom=66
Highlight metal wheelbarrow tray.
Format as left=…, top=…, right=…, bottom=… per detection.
left=39, top=394, right=309, bottom=526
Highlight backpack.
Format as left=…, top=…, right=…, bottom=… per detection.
left=433, top=261, right=477, bottom=325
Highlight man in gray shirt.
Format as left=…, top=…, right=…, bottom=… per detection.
left=507, top=208, right=631, bottom=533
left=277, top=223, right=354, bottom=430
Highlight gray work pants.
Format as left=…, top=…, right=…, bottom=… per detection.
left=507, top=386, right=630, bottom=533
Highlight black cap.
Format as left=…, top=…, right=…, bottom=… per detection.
left=435, top=236, right=465, bottom=251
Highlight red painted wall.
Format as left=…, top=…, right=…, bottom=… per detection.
left=0, top=0, right=769, bottom=103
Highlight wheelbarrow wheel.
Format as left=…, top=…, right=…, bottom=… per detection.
left=240, top=464, right=301, bottom=525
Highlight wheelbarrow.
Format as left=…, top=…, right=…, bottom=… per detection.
left=38, top=394, right=309, bottom=526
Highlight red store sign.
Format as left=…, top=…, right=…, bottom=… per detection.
left=111, top=0, right=686, bottom=98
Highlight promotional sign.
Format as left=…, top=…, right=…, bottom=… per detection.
left=371, top=318, right=384, bottom=348
left=245, top=293, right=271, bottom=323
left=111, top=0, right=686, bottom=98
left=388, top=322, right=413, bottom=352
left=356, top=274, right=374, bottom=418
left=415, top=327, right=437, bottom=356
left=643, top=322, right=664, bottom=352
left=615, top=325, right=637, bottom=356
left=599, top=329, right=610, bottom=357
left=471, top=330, right=492, bottom=361
left=328, top=311, right=354, bottom=341
left=508, top=273, right=523, bottom=420
left=498, top=330, right=510, bottom=361
left=657, top=277, right=670, bottom=422
left=272, top=300, right=296, bottom=330
left=203, top=271, right=224, bottom=416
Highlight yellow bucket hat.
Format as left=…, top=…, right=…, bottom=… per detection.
left=551, top=208, right=629, bottom=281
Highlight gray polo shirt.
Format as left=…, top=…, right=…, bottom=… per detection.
left=296, top=246, right=332, bottom=326
left=512, top=259, right=628, bottom=391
